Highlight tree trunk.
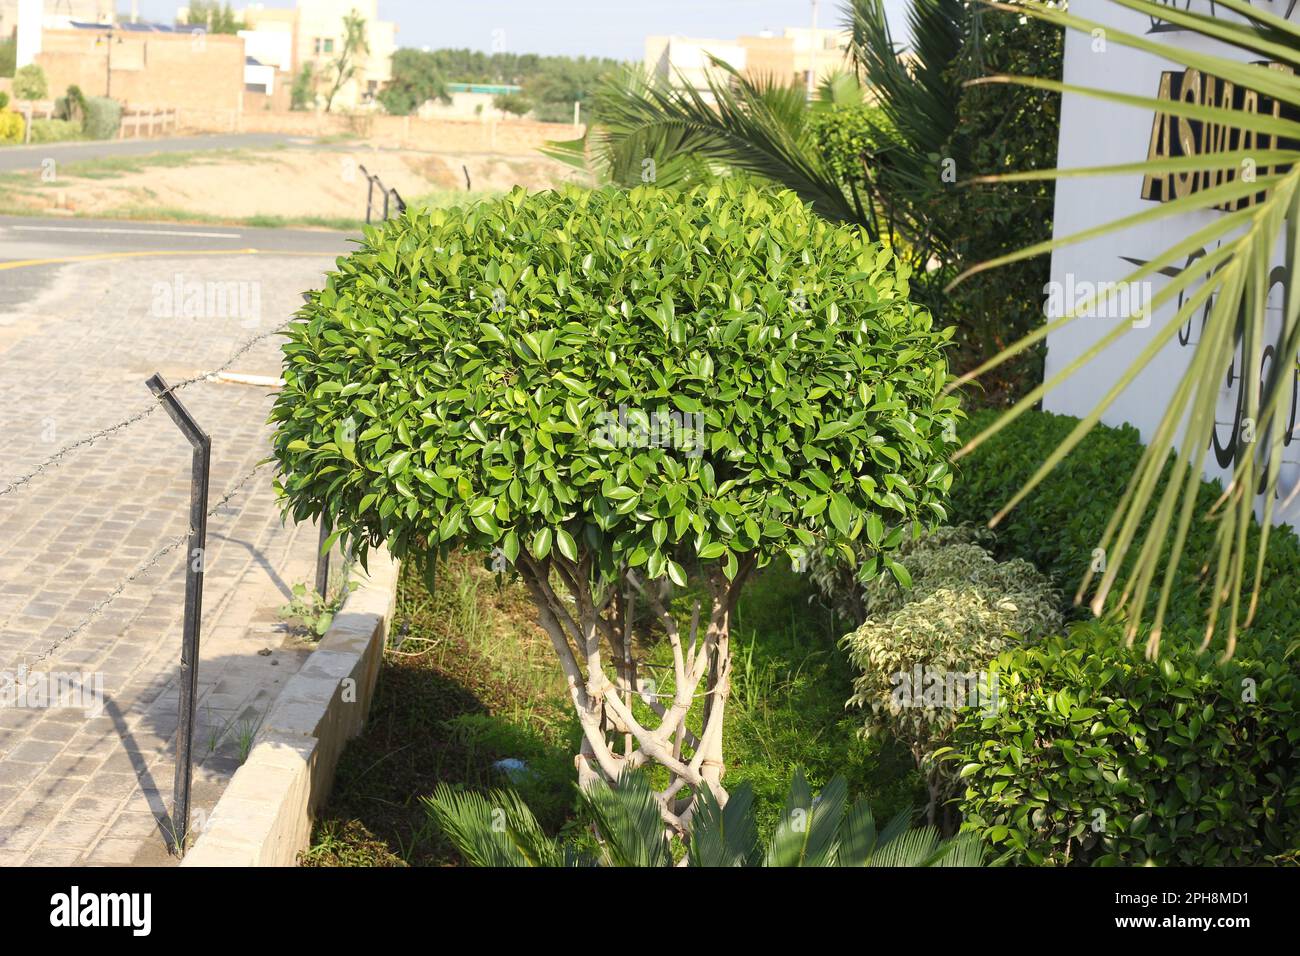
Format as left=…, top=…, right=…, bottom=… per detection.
left=516, top=552, right=744, bottom=833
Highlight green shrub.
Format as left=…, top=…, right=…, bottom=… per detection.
left=951, top=623, right=1300, bottom=865
left=493, top=92, right=533, bottom=116
left=0, top=109, right=23, bottom=145
left=28, top=119, right=82, bottom=144
left=841, top=533, right=1061, bottom=822
left=82, top=96, right=122, bottom=140
left=0, top=91, right=9, bottom=110
left=12, top=63, right=47, bottom=101
left=56, top=85, right=87, bottom=124
left=271, top=182, right=960, bottom=587
left=951, top=408, right=1300, bottom=648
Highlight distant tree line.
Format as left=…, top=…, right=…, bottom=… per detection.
left=180, top=1, right=245, bottom=34
left=378, top=48, right=624, bottom=122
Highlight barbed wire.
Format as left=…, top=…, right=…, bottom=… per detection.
left=0, top=318, right=295, bottom=500
left=29, top=459, right=274, bottom=664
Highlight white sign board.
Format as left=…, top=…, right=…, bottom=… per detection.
left=1045, top=0, right=1300, bottom=524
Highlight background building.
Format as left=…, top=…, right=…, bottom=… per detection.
left=237, top=0, right=396, bottom=110
left=645, top=26, right=850, bottom=98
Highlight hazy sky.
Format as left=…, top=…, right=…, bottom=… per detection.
left=125, top=1, right=912, bottom=60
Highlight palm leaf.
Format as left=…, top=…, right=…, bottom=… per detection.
left=954, top=0, right=1300, bottom=655
left=578, top=769, right=672, bottom=867
left=688, top=780, right=762, bottom=867
left=423, top=783, right=563, bottom=867
left=764, top=769, right=847, bottom=866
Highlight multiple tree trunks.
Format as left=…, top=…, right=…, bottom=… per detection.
left=517, top=552, right=754, bottom=836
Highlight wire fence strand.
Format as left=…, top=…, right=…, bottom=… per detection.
left=30, top=460, right=274, bottom=664
left=0, top=318, right=295, bottom=500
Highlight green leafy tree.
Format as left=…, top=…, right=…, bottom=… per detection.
left=289, top=63, right=316, bottom=112
left=12, top=63, right=48, bottom=101
left=270, top=183, right=960, bottom=832
left=376, top=49, right=450, bottom=115
left=426, top=767, right=984, bottom=866
left=323, top=10, right=368, bottom=113
left=493, top=92, right=532, bottom=116
left=181, top=0, right=244, bottom=34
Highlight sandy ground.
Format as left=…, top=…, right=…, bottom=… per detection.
left=0, top=147, right=587, bottom=222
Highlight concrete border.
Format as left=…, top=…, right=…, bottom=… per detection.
left=182, top=547, right=399, bottom=866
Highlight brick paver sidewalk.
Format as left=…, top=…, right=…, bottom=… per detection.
left=0, top=253, right=338, bottom=865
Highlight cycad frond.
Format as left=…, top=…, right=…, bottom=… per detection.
left=423, top=783, right=563, bottom=867
left=689, top=780, right=762, bottom=867
left=578, top=770, right=672, bottom=868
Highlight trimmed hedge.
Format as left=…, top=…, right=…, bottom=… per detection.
left=951, top=623, right=1300, bottom=865
left=270, top=183, right=960, bottom=586
left=28, top=119, right=82, bottom=144
left=82, top=96, right=122, bottom=140
left=948, top=409, right=1300, bottom=864
left=950, top=408, right=1300, bottom=648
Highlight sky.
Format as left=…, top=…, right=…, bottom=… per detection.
left=127, top=1, right=912, bottom=60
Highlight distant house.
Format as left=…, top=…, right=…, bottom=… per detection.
left=236, top=0, right=397, bottom=110
left=244, top=55, right=274, bottom=94
left=645, top=26, right=851, bottom=98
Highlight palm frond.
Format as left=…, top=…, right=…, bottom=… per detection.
left=764, top=769, right=847, bottom=866
left=957, top=0, right=1300, bottom=655
left=578, top=769, right=672, bottom=867
left=423, top=783, right=563, bottom=867
left=688, top=780, right=762, bottom=867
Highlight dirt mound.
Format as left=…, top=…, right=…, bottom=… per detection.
left=3, top=146, right=589, bottom=224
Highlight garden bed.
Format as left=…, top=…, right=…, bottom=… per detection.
left=301, top=553, right=921, bottom=866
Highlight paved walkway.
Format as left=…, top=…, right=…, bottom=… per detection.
left=0, top=252, right=338, bottom=864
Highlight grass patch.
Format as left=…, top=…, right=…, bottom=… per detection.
left=300, top=553, right=577, bottom=867
left=103, top=204, right=368, bottom=231
left=405, top=188, right=503, bottom=212
left=303, top=552, right=924, bottom=866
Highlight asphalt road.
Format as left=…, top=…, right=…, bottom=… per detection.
left=0, top=133, right=336, bottom=173
left=0, top=214, right=360, bottom=314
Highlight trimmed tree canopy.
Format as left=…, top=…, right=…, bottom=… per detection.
left=271, top=183, right=959, bottom=587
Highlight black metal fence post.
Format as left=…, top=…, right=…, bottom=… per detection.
left=361, top=163, right=375, bottom=224
left=146, top=373, right=210, bottom=855
left=358, top=164, right=405, bottom=223
left=315, top=519, right=331, bottom=599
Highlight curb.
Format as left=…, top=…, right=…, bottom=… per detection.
left=181, top=547, right=399, bottom=866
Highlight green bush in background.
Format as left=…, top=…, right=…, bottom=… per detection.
left=28, top=119, right=82, bottom=144
left=0, top=38, right=16, bottom=79
left=951, top=624, right=1300, bottom=865
left=841, top=530, right=1061, bottom=826
left=12, top=63, right=47, bottom=101
left=951, top=408, right=1300, bottom=648
left=82, top=96, right=122, bottom=140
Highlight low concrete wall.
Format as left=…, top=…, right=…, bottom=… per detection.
left=182, top=548, right=399, bottom=866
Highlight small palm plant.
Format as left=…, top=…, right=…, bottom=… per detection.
left=425, top=769, right=983, bottom=867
